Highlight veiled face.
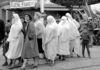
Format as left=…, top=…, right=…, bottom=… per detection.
left=12, top=13, right=20, bottom=24
left=60, top=16, right=67, bottom=23
left=66, top=13, right=73, bottom=19
left=47, top=16, right=55, bottom=24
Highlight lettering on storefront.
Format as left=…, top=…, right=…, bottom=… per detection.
left=10, top=0, right=38, bottom=8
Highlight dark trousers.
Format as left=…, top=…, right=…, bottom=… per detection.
left=37, top=38, right=44, bottom=53
left=82, top=40, right=91, bottom=57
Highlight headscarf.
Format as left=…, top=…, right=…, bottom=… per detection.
left=47, top=15, right=57, bottom=26
left=58, top=16, right=71, bottom=41
left=66, top=13, right=80, bottom=29
left=66, top=13, right=80, bottom=37
left=59, top=16, right=67, bottom=24
left=59, top=16, right=71, bottom=30
left=12, top=13, right=22, bottom=27
left=66, top=13, right=73, bottom=20
left=44, top=15, right=58, bottom=50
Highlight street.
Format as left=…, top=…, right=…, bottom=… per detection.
left=0, top=46, right=100, bottom=70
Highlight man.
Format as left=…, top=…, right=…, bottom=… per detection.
left=34, top=12, right=45, bottom=58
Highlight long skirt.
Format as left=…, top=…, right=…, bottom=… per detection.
left=58, top=41, right=70, bottom=56
left=6, top=33, right=24, bottom=59
left=70, top=37, right=82, bottom=56
left=21, top=36, right=39, bottom=59
left=44, top=38, right=58, bottom=61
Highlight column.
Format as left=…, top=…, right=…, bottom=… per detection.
left=6, top=10, right=8, bottom=22
left=40, top=0, right=44, bottom=13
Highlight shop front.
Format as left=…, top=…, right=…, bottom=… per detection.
left=0, top=0, right=68, bottom=23
left=9, top=0, right=67, bottom=19
left=8, top=0, right=39, bottom=20
left=0, top=1, right=11, bottom=23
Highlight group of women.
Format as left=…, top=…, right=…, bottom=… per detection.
left=44, top=13, right=81, bottom=64
left=3, top=12, right=82, bottom=70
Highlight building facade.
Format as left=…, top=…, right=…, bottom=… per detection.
left=0, top=0, right=66, bottom=23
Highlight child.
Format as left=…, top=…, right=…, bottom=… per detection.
left=81, top=26, right=91, bottom=58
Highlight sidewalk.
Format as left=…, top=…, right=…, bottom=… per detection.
left=0, top=46, right=100, bottom=70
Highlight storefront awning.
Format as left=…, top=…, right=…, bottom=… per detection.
left=44, top=2, right=66, bottom=11
left=8, top=0, right=68, bottom=12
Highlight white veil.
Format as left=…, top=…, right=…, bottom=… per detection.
left=7, top=13, right=23, bottom=41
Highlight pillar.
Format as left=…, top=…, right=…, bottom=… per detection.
left=40, top=0, right=44, bottom=13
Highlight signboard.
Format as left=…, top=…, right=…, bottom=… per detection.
left=10, top=0, right=38, bottom=8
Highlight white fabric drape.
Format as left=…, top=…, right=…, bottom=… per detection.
left=58, top=16, right=70, bottom=55
left=44, top=15, right=58, bottom=61
left=6, top=13, right=24, bottom=59
left=66, top=13, right=81, bottom=56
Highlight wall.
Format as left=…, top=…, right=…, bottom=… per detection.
left=0, top=8, right=2, bottom=19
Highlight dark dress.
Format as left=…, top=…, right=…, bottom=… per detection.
left=21, top=21, right=39, bottom=59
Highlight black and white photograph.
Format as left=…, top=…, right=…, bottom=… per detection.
left=0, top=0, right=100, bottom=70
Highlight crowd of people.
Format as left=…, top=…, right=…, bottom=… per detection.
left=0, top=11, right=92, bottom=70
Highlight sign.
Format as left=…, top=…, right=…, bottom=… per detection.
left=10, top=0, right=38, bottom=8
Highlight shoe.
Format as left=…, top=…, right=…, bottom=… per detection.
left=61, top=56, right=66, bottom=61
left=89, top=56, right=91, bottom=59
left=49, top=60, right=55, bottom=66
left=8, top=66, right=15, bottom=69
left=8, top=60, right=13, bottom=67
left=32, top=65, right=38, bottom=68
left=77, top=55, right=81, bottom=58
left=2, top=62, right=8, bottom=66
left=83, top=56, right=85, bottom=58
left=17, top=62, right=23, bottom=67
left=20, top=67, right=25, bottom=70
left=20, top=63, right=26, bottom=70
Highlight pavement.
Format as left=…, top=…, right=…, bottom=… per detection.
left=0, top=46, right=100, bottom=70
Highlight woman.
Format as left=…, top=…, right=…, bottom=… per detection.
left=44, top=15, right=58, bottom=65
left=58, top=16, right=70, bottom=60
left=21, top=14, right=39, bottom=69
left=6, top=12, right=24, bottom=68
left=66, top=13, right=81, bottom=57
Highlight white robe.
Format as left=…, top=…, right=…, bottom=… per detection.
left=6, top=19, right=24, bottom=59
left=44, top=23, right=58, bottom=60
left=58, top=21, right=70, bottom=55
left=67, top=18, right=81, bottom=56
